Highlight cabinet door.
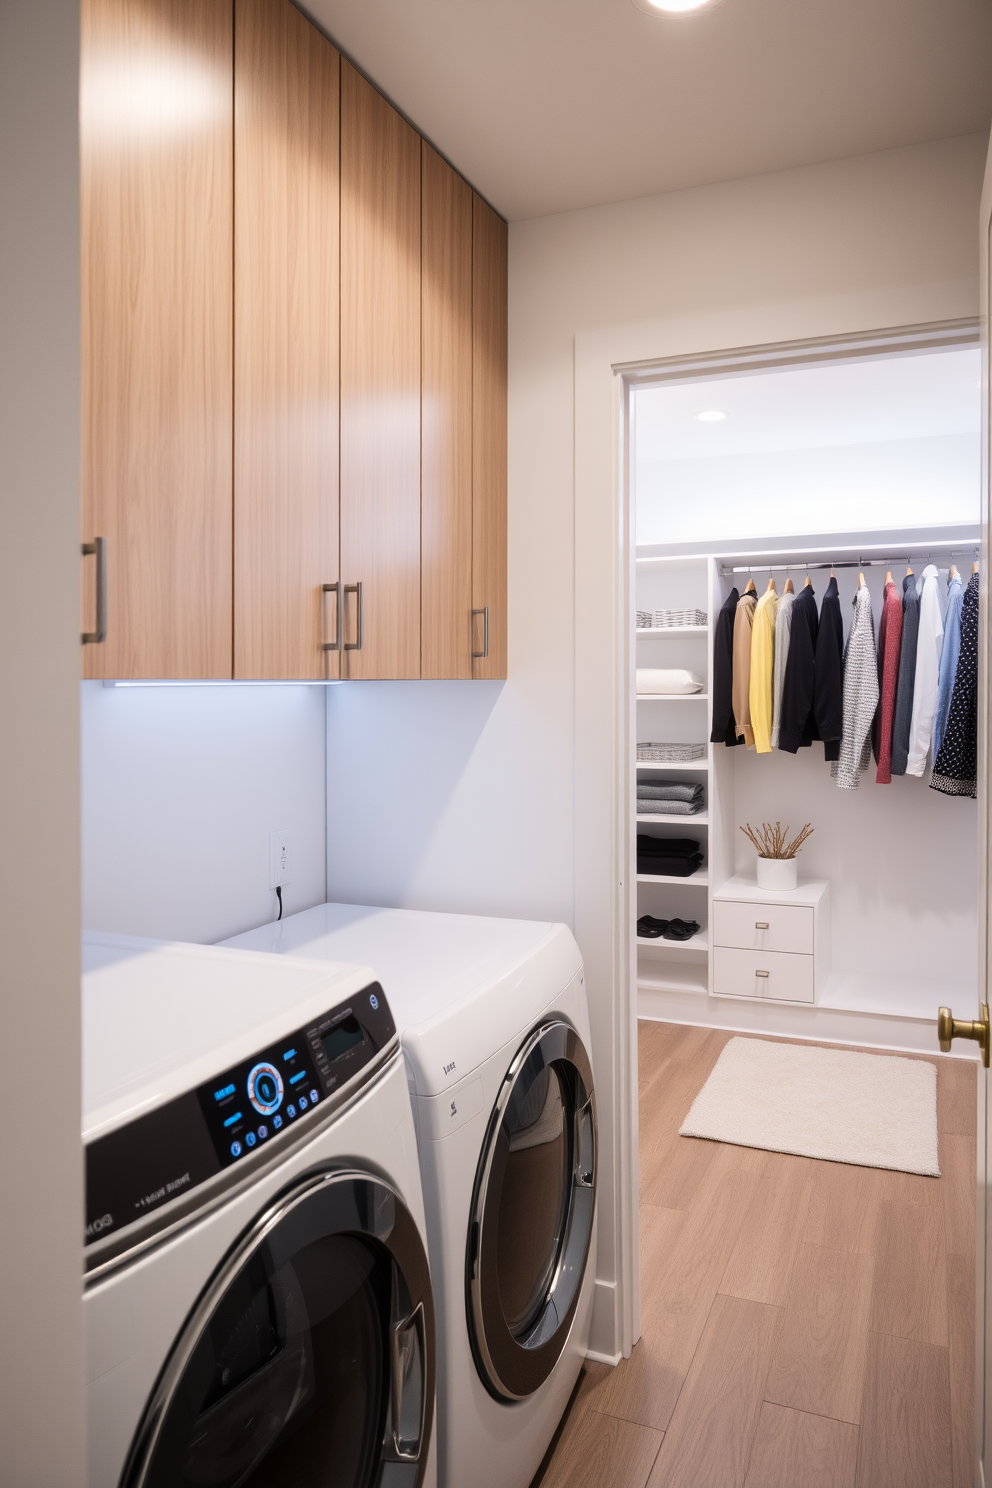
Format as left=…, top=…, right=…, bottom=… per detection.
left=81, top=0, right=234, bottom=679
left=471, top=194, right=508, bottom=680
left=421, top=143, right=473, bottom=679
left=233, top=0, right=340, bottom=679
left=340, top=62, right=422, bottom=679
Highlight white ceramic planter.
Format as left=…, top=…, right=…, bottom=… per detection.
left=756, top=855, right=798, bottom=892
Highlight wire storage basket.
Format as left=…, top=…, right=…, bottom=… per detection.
left=636, top=741, right=707, bottom=762
left=653, top=608, right=707, bottom=628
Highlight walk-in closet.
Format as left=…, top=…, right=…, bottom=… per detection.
left=631, top=330, right=981, bottom=1055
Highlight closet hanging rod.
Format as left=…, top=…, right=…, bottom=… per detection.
left=719, top=552, right=977, bottom=578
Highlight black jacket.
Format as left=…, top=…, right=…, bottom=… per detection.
left=709, top=587, right=742, bottom=747
left=814, top=576, right=844, bottom=762
left=891, top=573, right=920, bottom=776
left=777, top=583, right=819, bottom=753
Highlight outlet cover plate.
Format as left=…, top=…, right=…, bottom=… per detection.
left=269, top=829, right=292, bottom=889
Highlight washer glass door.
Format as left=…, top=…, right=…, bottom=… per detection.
left=467, top=1019, right=596, bottom=1401
left=124, top=1171, right=434, bottom=1488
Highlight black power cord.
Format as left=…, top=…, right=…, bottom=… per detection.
left=275, top=884, right=283, bottom=921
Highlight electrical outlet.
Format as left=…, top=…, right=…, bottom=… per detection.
left=269, top=830, right=292, bottom=890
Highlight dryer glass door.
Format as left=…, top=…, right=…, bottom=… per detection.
left=124, top=1171, right=434, bottom=1488
left=467, top=1019, right=596, bottom=1401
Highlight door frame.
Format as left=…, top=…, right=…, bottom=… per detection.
left=574, top=312, right=981, bottom=1363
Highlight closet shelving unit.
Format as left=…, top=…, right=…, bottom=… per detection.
left=633, top=529, right=982, bottom=1052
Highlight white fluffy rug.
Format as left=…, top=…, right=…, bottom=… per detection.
left=679, top=1036, right=940, bottom=1176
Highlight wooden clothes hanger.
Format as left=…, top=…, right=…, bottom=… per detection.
left=784, top=575, right=795, bottom=594
left=884, top=569, right=893, bottom=584
left=744, top=575, right=756, bottom=594
left=973, top=561, right=980, bottom=574
left=949, top=563, right=959, bottom=581
left=765, top=577, right=777, bottom=594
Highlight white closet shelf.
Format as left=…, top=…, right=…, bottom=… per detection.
left=635, top=759, right=709, bottom=771
left=636, top=693, right=709, bottom=702
left=636, top=626, right=709, bottom=636
left=637, top=932, right=709, bottom=954
left=636, top=871, right=708, bottom=886
left=636, top=813, right=708, bottom=825
left=637, top=972, right=708, bottom=996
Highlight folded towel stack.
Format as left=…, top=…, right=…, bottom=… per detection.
left=636, top=781, right=705, bottom=816
left=636, top=668, right=704, bottom=695
left=636, top=835, right=704, bottom=877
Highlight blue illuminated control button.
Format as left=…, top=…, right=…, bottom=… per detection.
left=272, top=1114, right=282, bottom=1130
left=309, top=1089, right=319, bottom=1104
left=245, top=1131, right=257, bottom=1148
left=257, top=1124, right=268, bottom=1140
left=369, top=993, right=379, bottom=1010
left=247, top=1062, right=284, bottom=1117
left=298, top=1095, right=308, bottom=1111
left=287, top=1103, right=296, bottom=1119
left=230, top=1140, right=242, bottom=1158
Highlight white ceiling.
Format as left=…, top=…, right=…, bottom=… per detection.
left=635, top=348, right=982, bottom=462
left=302, top=0, right=992, bottom=220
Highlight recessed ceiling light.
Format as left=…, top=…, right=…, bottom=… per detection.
left=695, top=409, right=728, bottom=422
left=631, top=0, right=728, bottom=15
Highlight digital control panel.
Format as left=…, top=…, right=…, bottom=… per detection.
left=85, top=981, right=395, bottom=1248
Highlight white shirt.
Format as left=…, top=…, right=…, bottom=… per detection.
left=906, top=564, right=944, bottom=776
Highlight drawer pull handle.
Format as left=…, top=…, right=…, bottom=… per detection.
left=755, top=921, right=769, bottom=930
left=755, top=969, right=770, bottom=978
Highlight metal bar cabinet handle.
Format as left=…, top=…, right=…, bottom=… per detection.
left=321, top=582, right=342, bottom=651
left=344, top=581, right=363, bottom=651
left=81, top=537, right=107, bottom=644
left=471, top=605, right=489, bottom=660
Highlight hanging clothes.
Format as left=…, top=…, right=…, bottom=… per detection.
left=777, top=583, right=819, bottom=753
left=814, top=576, right=844, bottom=762
left=833, top=585, right=879, bottom=790
left=749, top=587, right=778, bottom=754
left=709, top=587, right=742, bottom=748
left=770, top=588, right=795, bottom=750
left=933, top=571, right=964, bottom=759
left=906, top=564, right=944, bottom=777
left=872, top=577, right=903, bottom=785
left=890, top=573, right=921, bottom=777
left=732, top=589, right=757, bottom=749
left=931, top=572, right=979, bottom=799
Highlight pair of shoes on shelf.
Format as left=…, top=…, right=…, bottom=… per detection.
left=636, top=915, right=700, bottom=942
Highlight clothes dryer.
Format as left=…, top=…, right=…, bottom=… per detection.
left=83, top=932, right=436, bottom=1488
left=223, top=905, right=598, bottom=1488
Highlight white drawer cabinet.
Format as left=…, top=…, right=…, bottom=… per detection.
left=712, top=876, right=830, bottom=1004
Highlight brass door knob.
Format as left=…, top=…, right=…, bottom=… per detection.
left=937, top=1003, right=990, bottom=1067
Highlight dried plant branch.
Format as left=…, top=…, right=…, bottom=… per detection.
left=739, top=820, right=814, bottom=859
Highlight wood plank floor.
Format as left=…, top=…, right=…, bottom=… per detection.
left=531, top=1021, right=977, bottom=1488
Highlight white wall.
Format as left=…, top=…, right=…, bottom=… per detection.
left=83, top=683, right=327, bottom=944
left=0, top=0, right=85, bottom=1479
left=324, top=133, right=985, bottom=1357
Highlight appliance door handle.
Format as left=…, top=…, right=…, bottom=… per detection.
left=344, top=581, right=363, bottom=651
left=388, top=1301, right=426, bottom=1462
left=81, top=537, right=107, bottom=644
left=574, top=1095, right=595, bottom=1189
left=321, top=582, right=342, bottom=651
left=471, top=606, right=489, bottom=660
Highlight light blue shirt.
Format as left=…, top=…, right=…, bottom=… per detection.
left=933, top=574, right=964, bottom=758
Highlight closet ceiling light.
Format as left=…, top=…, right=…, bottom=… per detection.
left=695, top=409, right=728, bottom=421
left=631, top=0, right=727, bottom=15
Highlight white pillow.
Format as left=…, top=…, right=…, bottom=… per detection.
left=636, top=668, right=704, bottom=695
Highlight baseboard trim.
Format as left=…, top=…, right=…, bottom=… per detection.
left=585, top=1346, right=622, bottom=1367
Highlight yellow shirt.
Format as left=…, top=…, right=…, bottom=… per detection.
left=749, top=588, right=778, bottom=754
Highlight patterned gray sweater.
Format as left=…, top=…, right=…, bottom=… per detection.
left=833, top=585, right=879, bottom=790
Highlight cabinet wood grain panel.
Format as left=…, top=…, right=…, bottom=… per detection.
left=233, top=0, right=340, bottom=679
left=421, top=143, right=472, bottom=679
left=81, top=0, right=234, bottom=678
left=471, top=193, right=508, bottom=679
left=340, top=61, right=421, bottom=679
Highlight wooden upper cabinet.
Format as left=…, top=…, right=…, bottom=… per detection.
left=233, top=0, right=340, bottom=680
left=472, top=193, right=508, bottom=680
left=340, top=62, right=422, bottom=680
left=421, top=143, right=473, bottom=679
left=81, top=0, right=234, bottom=678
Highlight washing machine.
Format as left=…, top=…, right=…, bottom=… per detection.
left=223, top=904, right=598, bottom=1488
left=83, top=931, right=436, bottom=1488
